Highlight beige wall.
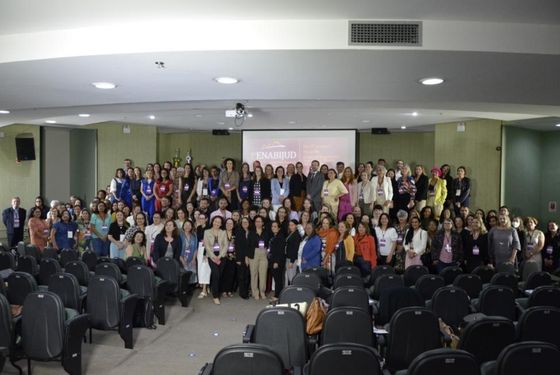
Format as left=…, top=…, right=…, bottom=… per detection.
left=434, top=119, right=502, bottom=212
left=359, top=132, right=435, bottom=171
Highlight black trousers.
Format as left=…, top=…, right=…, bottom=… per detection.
left=236, top=262, right=250, bottom=299
left=271, top=264, right=285, bottom=298
left=209, top=259, right=226, bottom=298
left=8, top=228, right=24, bottom=248
left=220, top=258, right=237, bottom=294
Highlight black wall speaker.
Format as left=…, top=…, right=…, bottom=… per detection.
left=371, top=128, right=390, bottom=135
left=15, top=136, right=36, bottom=161
left=212, top=129, right=230, bottom=136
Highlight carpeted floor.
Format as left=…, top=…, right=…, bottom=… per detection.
left=3, top=292, right=269, bottom=374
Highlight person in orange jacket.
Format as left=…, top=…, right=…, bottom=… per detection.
left=353, top=222, right=378, bottom=276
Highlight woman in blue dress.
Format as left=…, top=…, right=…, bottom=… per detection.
left=141, top=169, right=156, bottom=223
left=120, top=168, right=134, bottom=208
left=110, top=168, right=126, bottom=203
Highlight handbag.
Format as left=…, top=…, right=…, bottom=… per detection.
left=306, top=297, right=327, bottom=335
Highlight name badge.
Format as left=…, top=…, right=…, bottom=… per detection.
left=160, top=186, right=166, bottom=192
left=213, top=243, right=220, bottom=252
left=258, top=240, right=265, bottom=248
left=455, top=189, right=461, bottom=196
left=254, top=189, right=261, bottom=196
left=280, top=188, right=285, bottom=195
left=227, top=243, right=235, bottom=253
left=242, top=186, right=248, bottom=193
left=359, top=191, right=364, bottom=200
left=397, top=235, right=403, bottom=243
left=527, top=243, right=535, bottom=252
left=67, top=231, right=73, bottom=239
left=546, top=246, right=553, bottom=254
left=43, top=228, right=50, bottom=235
left=85, top=229, right=91, bottom=238
left=202, top=188, right=209, bottom=196
left=14, top=218, right=20, bottom=228
left=379, top=239, right=386, bottom=246
left=472, top=245, right=480, bottom=255
left=101, top=225, right=108, bottom=231
left=198, top=241, right=203, bottom=248
left=428, top=191, right=435, bottom=197
left=323, top=188, right=329, bottom=197
left=225, top=183, right=231, bottom=189
left=184, top=184, right=190, bottom=191
left=377, top=188, right=384, bottom=196
left=146, top=188, right=152, bottom=194
left=119, top=234, right=125, bottom=242
left=445, top=244, right=451, bottom=253
left=211, top=189, right=217, bottom=196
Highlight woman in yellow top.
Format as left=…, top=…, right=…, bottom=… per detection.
left=321, top=169, right=348, bottom=219
left=330, top=221, right=355, bottom=272
left=426, top=167, right=447, bottom=219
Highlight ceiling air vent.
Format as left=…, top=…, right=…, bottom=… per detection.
left=349, top=21, right=422, bottom=46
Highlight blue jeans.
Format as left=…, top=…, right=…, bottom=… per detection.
left=92, top=238, right=110, bottom=257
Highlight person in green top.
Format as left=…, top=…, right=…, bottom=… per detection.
left=126, top=230, right=148, bottom=263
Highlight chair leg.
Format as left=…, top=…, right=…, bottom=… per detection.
left=10, top=357, right=23, bottom=375
left=89, top=327, right=92, bottom=344
left=27, top=358, right=31, bottom=375
left=155, top=295, right=166, bottom=325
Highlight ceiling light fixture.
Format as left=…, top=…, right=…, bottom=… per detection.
left=555, top=123, right=560, bottom=127
left=228, top=127, right=234, bottom=130
left=45, top=120, right=57, bottom=124
left=401, top=125, right=407, bottom=129
left=411, top=112, right=418, bottom=117
left=91, top=82, right=117, bottom=89
left=0, top=110, right=10, bottom=114
left=214, top=77, right=239, bottom=85
left=149, top=115, right=156, bottom=120
left=247, top=113, right=253, bottom=118
left=78, top=113, right=90, bottom=118
left=361, top=120, right=371, bottom=123
left=288, top=121, right=296, bottom=125
left=419, top=77, right=444, bottom=85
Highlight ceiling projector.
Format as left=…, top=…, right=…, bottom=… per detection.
left=225, top=103, right=246, bottom=118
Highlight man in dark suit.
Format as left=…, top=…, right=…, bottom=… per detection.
left=306, top=160, right=324, bottom=212
left=2, top=196, right=26, bottom=247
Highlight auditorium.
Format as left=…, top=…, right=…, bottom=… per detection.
left=1, top=1, right=560, bottom=374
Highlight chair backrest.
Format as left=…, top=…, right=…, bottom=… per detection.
left=404, top=265, right=429, bottom=287
left=527, top=285, right=560, bottom=308
left=17, top=255, right=38, bottom=275
left=479, top=285, right=516, bottom=320
left=64, top=260, right=90, bottom=286
left=372, top=274, right=403, bottom=300
left=322, top=307, right=375, bottom=347
left=39, top=257, right=62, bottom=285
left=0, top=293, right=12, bottom=349
left=127, top=265, right=156, bottom=299
left=521, top=261, right=540, bottom=281
left=41, top=247, right=59, bottom=260
left=453, top=274, right=483, bottom=299
left=490, top=272, right=518, bottom=296
left=156, top=257, right=181, bottom=292
left=59, top=249, right=79, bottom=267
left=331, top=286, right=370, bottom=312
left=524, top=271, right=552, bottom=290
left=253, top=306, right=308, bottom=369
left=302, top=267, right=330, bottom=287
left=0, top=275, right=4, bottom=295
left=333, top=274, right=364, bottom=289
left=0, top=251, right=16, bottom=270
left=7, top=271, right=38, bottom=305
left=22, top=291, right=65, bottom=360
left=48, top=272, right=81, bottom=311
left=87, top=275, right=122, bottom=329
left=440, top=266, right=463, bottom=285
left=517, top=306, right=560, bottom=348
left=415, top=275, right=445, bottom=301
left=371, top=265, right=395, bottom=284
left=406, top=348, right=480, bottom=375
left=494, top=341, right=559, bottom=375
left=386, top=307, right=441, bottom=372
left=125, top=256, right=145, bottom=270
left=459, top=316, right=515, bottom=364
left=24, top=245, right=41, bottom=261
left=377, top=287, right=424, bottom=326
left=431, top=286, right=471, bottom=329
left=210, top=344, right=284, bottom=375
left=110, top=258, right=127, bottom=274
left=95, top=262, right=123, bottom=283
left=278, top=285, right=316, bottom=305
left=472, top=265, right=495, bottom=284
left=335, top=265, right=362, bottom=278
left=81, top=250, right=98, bottom=271
left=308, top=343, right=382, bottom=375
left=292, top=272, right=322, bottom=294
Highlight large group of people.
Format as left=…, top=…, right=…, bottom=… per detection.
left=3, top=156, right=559, bottom=305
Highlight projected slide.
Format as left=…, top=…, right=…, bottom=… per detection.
left=242, top=130, right=356, bottom=170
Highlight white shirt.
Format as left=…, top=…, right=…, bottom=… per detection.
left=403, top=228, right=428, bottom=255
left=375, top=227, right=398, bottom=256
left=145, top=223, right=164, bottom=245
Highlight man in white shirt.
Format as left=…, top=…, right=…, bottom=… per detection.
left=210, top=197, right=232, bottom=221
left=395, top=160, right=405, bottom=180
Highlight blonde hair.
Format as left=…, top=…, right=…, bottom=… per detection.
left=473, top=216, right=488, bottom=234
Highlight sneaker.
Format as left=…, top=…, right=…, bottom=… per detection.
left=213, top=298, right=221, bottom=305
left=197, top=291, right=207, bottom=299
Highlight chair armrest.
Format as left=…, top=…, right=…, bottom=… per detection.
left=480, top=360, right=497, bottom=375
left=121, top=293, right=138, bottom=323
left=243, top=324, right=255, bottom=343
left=63, top=313, right=90, bottom=375
left=198, top=363, right=213, bottom=375
left=307, top=334, right=319, bottom=356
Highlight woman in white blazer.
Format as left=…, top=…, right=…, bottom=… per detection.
left=403, top=216, right=428, bottom=269
left=371, top=165, right=393, bottom=214
left=357, top=171, right=375, bottom=216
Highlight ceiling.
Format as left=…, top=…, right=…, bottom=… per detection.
left=1, top=0, right=560, bottom=132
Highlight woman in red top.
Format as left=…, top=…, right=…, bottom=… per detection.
left=318, top=216, right=338, bottom=272
left=154, top=168, right=173, bottom=213
left=353, top=222, right=377, bottom=276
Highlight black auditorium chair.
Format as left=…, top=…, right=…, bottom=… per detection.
left=333, top=274, right=364, bottom=289
left=243, top=306, right=308, bottom=374
left=292, top=272, right=322, bottom=294
left=430, top=286, right=471, bottom=330
left=516, top=285, right=560, bottom=310
left=331, top=286, right=370, bottom=312
left=471, top=285, right=517, bottom=321
left=306, top=343, right=382, bottom=375
left=375, top=287, right=424, bottom=326
left=489, top=272, right=518, bottom=297
left=472, top=265, right=495, bottom=284
left=385, top=307, right=441, bottom=373
left=17, top=255, right=39, bottom=277
left=59, top=250, right=79, bottom=267
left=7, top=271, right=38, bottom=306
left=0, top=250, right=16, bottom=271
left=278, top=285, right=316, bottom=305
left=335, top=265, right=362, bottom=278
left=125, top=256, right=145, bottom=269
left=480, top=341, right=559, bottom=375
left=396, top=348, right=480, bottom=375
left=86, top=275, right=138, bottom=349
left=48, top=273, right=86, bottom=312
left=23, top=245, right=41, bottom=261
left=415, top=275, right=445, bottom=301
left=0, top=293, right=20, bottom=374
left=64, top=260, right=91, bottom=287
left=0, top=276, right=4, bottom=295
left=516, top=306, right=560, bottom=348
left=199, top=344, right=284, bottom=375
left=18, top=291, right=89, bottom=375
left=95, top=262, right=127, bottom=286
left=39, top=257, right=62, bottom=286
left=127, top=264, right=168, bottom=326
left=370, top=265, right=395, bottom=284
left=322, top=307, right=376, bottom=347
left=371, top=274, right=403, bottom=300
left=42, top=246, right=59, bottom=260
left=403, top=265, right=429, bottom=287
left=302, top=267, right=330, bottom=287
left=519, top=271, right=552, bottom=292
left=458, top=316, right=515, bottom=365
left=453, top=274, right=483, bottom=299
left=110, top=257, right=127, bottom=275
left=156, top=257, right=194, bottom=307
left=81, top=250, right=98, bottom=272
left=440, top=266, right=462, bottom=285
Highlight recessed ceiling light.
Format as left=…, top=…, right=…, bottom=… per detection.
left=288, top=121, right=296, bottom=125
left=0, top=110, right=10, bottom=114
left=148, top=115, right=156, bottom=120
left=78, top=113, right=90, bottom=118
left=361, top=120, right=371, bottom=123
left=91, top=82, right=117, bottom=89
left=555, top=123, right=560, bottom=127
left=214, top=77, right=239, bottom=84
left=401, top=125, right=407, bottom=129
left=45, top=120, right=57, bottom=124
left=228, top=127, right=234, bottom=130
left=419, top=77, right=444, bottom=85
left=247, top=113, right=253, bottom=118
left=411, top=112, right=418, bottom=117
